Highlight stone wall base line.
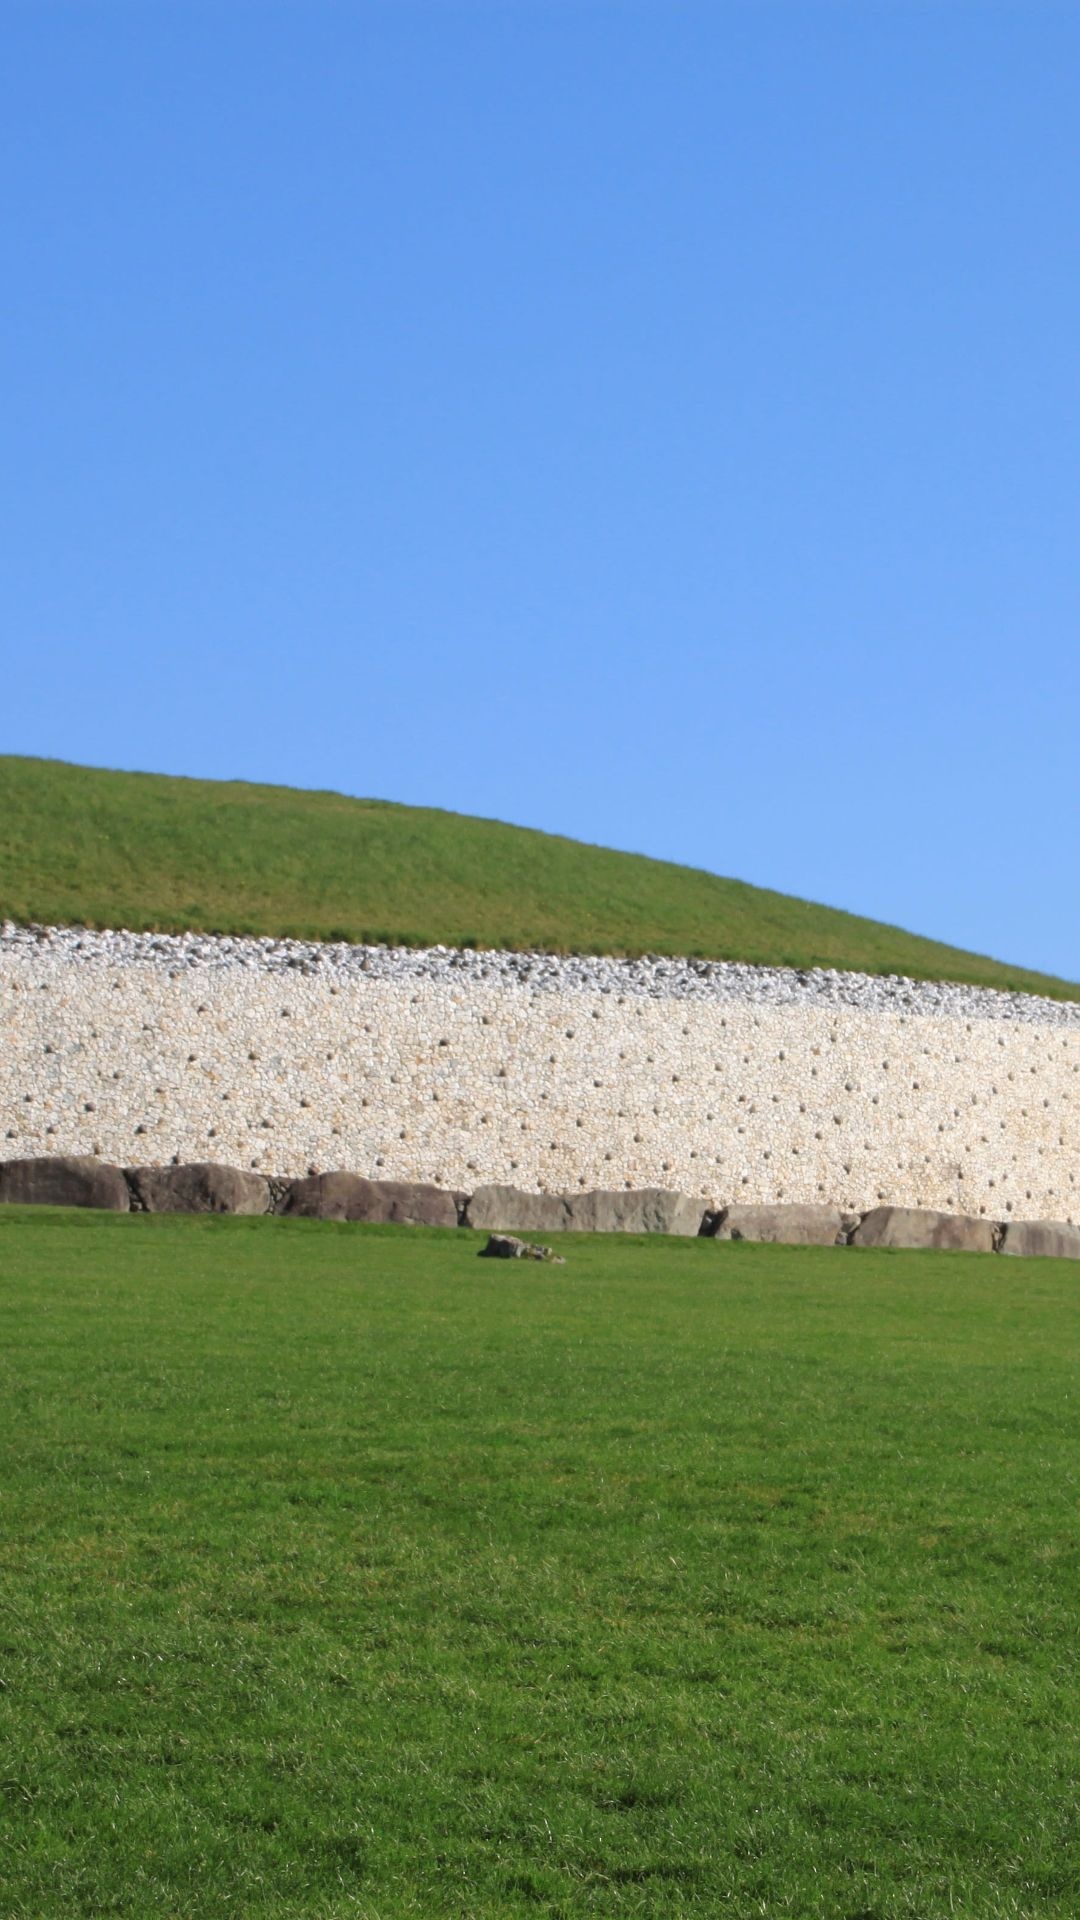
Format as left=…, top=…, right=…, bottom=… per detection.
left=3, top=1156, right=1080, bottom=1259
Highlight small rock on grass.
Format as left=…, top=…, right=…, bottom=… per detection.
left=479, top=1233, right=565, bottom=1263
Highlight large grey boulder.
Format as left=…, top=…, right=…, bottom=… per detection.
left=712, top=1203, right=845, bottom=1246
left=999, top=1219, right=1080, bottom=1260
left=852, top=1205, right=996, bottom=1254
left=569, top=1187, right=705, bottom=1235
left=0, top=1155, right=130, bottom=1211
left=127, top=1162, right=270, bottom=1215
left=465, top=1186, right=573, bottom=1233
left=465, top=1184, right=704, bottom=1235
left=280, top=1173, right=459, bottom=1227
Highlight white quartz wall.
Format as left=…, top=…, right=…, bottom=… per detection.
left=3, top=939, right=1079, bottom=1222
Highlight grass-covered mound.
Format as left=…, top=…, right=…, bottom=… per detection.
left=1, top=753, right=1076, bottom=996
left=2, top=1207, right=1077, bottom=1917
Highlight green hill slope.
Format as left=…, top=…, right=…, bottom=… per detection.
left=0, top=755, right=1075, bottom=998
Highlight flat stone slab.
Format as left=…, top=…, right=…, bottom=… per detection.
left=281, top=1173, right=459, bottom=1227
left=570, top=1187, right=705, bottom=1235
left=712, top=1203, right=845, bottom=1245
left=0, top=1155, right=130, bottom=1211
left=999, top=1219, right=1080, bottom=1260
left=852, top=1205, right=996, bottom=1254
left=465, top=1185, right=704, bottom=1235
left=127, top=1162, right=270, bottom=1215
left=465, top=1187, right=573, bottom=1233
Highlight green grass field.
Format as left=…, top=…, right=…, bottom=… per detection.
left=1, top=1209, right=1077, bottom=1918
left=2, top=754, right=1076, bottom=998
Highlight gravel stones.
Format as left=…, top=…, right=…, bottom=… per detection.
left=3, top=920, right=1078, bottom=1027
left=3, top=922, right=1079, bottom=1224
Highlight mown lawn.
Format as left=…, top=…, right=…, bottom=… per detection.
left=2, top=754, right=1077, bottom=997
left=0, top=1209, right=1077, bottom=1917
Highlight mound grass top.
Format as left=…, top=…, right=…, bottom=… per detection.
left=1, top=754, right=1075, bottom=999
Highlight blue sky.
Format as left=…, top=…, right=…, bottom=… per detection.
left=4, top=1, right=1078, bottom=978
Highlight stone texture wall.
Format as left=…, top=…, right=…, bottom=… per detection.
left=2, top=943, right=1079, bottom=1223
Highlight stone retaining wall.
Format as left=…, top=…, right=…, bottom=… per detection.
left=3, top=1156, right=1079, bottom=1260
left=2, top=931, right=1079, bottom=1226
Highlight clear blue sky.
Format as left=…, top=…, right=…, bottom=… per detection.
left=4, top=1, right=1078, bottom=978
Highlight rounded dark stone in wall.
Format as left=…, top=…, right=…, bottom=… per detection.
left=280, top=1172, right=459, bottom=1227
left=126, top=1162, right=270, bottom=1215
left=0, top=1155, right=130, bottom=1211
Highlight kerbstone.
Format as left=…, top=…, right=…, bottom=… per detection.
left=127, top=1161, right=270, bottom=1215
left=569, top=1188, right=705, bottom=1235
left=852, top=1205, right=996, bottom=1254
left=281, top=1173, right=459, bottom=1226
left=465, top=1187, right=573, bottom=1233
left=465, top=1185, right=703, bottom=1234
left=999, top=1219, right=1080, bottom=1260
left=712, top=1203, right=845, bottom=1245
left=0, top=1154, right=129, bottom=1211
